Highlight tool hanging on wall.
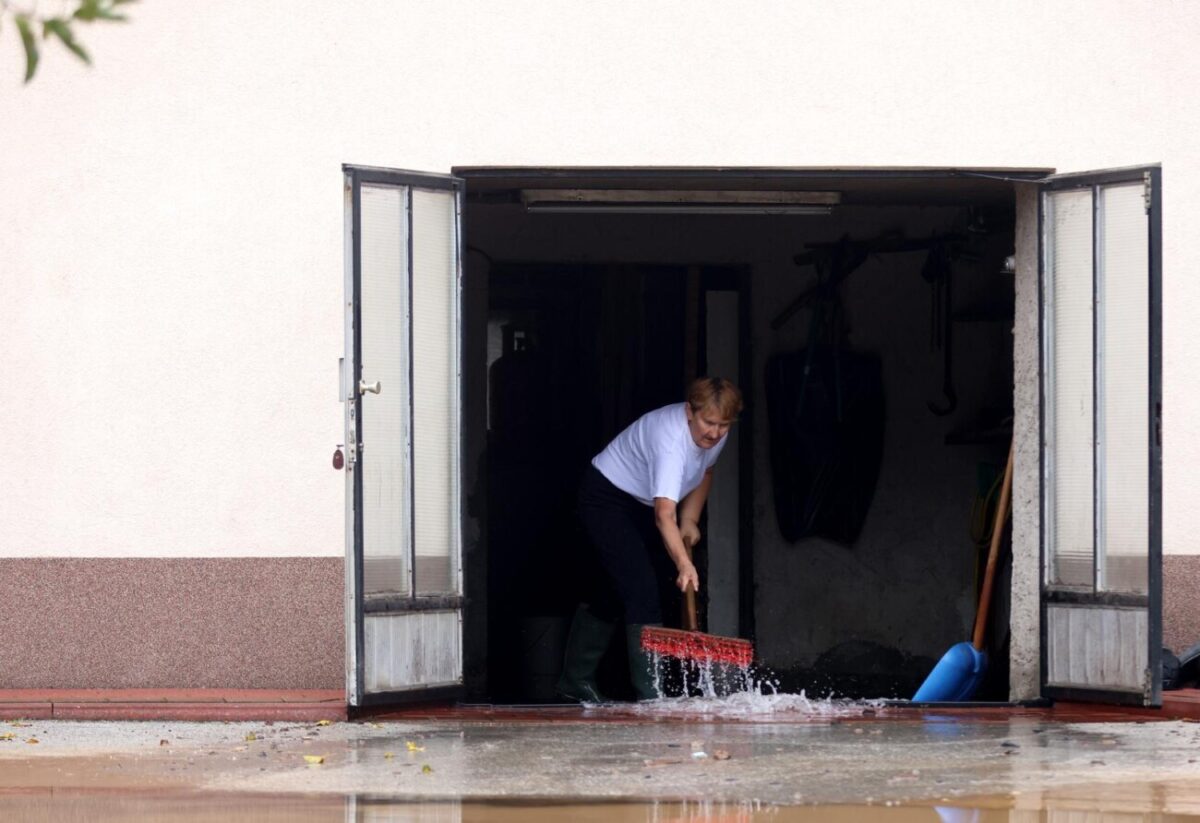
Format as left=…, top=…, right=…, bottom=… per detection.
left=771, top=233, right=963, bottom=331
left=767, top=232, right=970, bottom=546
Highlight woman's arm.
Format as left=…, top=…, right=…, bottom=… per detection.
left=653, top=497, right=700, bottom=593
left=676, top=468, right=714, bottom=548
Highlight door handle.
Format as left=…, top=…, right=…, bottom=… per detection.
left=359, top=379, right=381, bottom=395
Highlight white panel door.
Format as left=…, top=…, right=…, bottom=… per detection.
left=343, top=165, right=464, bottom=706
left=1040, top=165, right=1162, bottom=706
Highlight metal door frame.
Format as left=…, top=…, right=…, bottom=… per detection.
left=1038, top=164, right=1163, bottom=706
left=344, top=164, right=466, bottom=707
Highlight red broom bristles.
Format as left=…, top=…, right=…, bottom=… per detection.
left=641, top=626, right=754, bottom=668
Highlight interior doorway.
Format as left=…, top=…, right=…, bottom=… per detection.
left=458, top=169, right=1030, bottom=703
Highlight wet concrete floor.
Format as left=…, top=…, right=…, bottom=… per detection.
left=2, top=705, right=1200, bottom=820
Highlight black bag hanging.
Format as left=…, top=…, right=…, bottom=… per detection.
left=766, top=283, right=885, bottom=546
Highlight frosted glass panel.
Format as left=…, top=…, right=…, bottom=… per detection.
left=1099, top=183, right=1149, bottom=594
left=359, top=185, right=412, bottom=596
left=1047, top=189, right=1094, bottom=587
left=411, top=189, right=458, bottom=594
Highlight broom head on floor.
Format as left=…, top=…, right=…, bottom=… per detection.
left=640, top=625, right=754, bottom=668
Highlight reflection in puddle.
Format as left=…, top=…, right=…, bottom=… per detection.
left=3, top=718, right=1199, bottom=819
left=2, top=789, right=1200, bottom=822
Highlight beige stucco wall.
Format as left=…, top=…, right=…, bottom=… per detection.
left=2, top=0, right=1197, bottom=562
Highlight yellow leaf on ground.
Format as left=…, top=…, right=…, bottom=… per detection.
left=26, top=738, right=39, bottom=745
left=0, top=733, right=15, bottom=741
left=303, top=755, right=325, bottom=765
left=406, top=740, right=425, bottom=752
left=384, top=752, right=395, bottom=759
left=421, top=764, right=433, bottom=774
left=245, top=733, right=257, bottom=741
left=317, top=720, right=332, bottom=726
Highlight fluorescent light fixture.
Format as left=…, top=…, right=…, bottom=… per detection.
left=525, top=204, right=833, bottom=215
left=521, top=189, right=839, bottom=215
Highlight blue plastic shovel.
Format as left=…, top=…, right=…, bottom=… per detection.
left=913, top=440, right=1013, bottom=703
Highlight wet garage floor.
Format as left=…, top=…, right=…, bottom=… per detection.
left=2, top=701, right=1199, bottom=821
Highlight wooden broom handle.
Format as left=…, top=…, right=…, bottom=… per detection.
left=973, top=439, right=1015, bottom=651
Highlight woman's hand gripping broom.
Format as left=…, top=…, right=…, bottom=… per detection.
left=640, top=536, right=753, bottom=668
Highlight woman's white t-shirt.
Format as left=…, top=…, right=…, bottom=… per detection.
left=591, top=402, right=726, bottom=506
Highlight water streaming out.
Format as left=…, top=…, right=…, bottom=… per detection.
left=604, top=654, right=886, bottom=719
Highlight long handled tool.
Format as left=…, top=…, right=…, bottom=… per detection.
left=912, top=438, right=1014, bottom=702
left=640, top=541, right=754, bottom=668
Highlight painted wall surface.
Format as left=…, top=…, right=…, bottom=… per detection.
left=3, top=0, right=1196, bottom=567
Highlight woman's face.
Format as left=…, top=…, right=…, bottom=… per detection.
left=686, top=403, right=734, bottom=449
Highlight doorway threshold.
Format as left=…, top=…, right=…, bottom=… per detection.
left=358, top=690, right=1200, bottom=724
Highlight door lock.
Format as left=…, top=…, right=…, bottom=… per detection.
left=358, top=379, right=381, bottom=395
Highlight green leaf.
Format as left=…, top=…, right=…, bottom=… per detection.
left=44, top=19, right=91, bottom=64
left=73, top=0, right=100, bottom=21
left=15, top=16, right=39, bottom=83
left=95, top=1, right=128, bottom=22
left=74, top=0, right=132, bottom=22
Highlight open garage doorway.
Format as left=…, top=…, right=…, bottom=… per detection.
left=457, top=168, right=1036, bottom=704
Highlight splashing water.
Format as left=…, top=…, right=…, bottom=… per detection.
left=591, top=654, right=885, bottom=720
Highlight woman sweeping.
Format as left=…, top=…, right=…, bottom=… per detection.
left=557, top=377, right=743, bottom=702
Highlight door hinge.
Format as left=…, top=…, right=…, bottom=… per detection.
left=1143, top=171, right=1153, bottom=214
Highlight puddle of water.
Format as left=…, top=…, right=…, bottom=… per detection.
left=5, top=718, right=1199, bottom=817
left=2, top=790, right=1200, bottom=822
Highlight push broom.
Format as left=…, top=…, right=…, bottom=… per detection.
left=641, top=540, right=754, bottom=668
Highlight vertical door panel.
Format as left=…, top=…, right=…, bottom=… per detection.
left=1046, top=189, right=1095, bottom=588
left=411, top=190, right=460, bottom=596
left=359, top=185, right=413, bottom=597
left=1098, top=182, right=1150, bottom=594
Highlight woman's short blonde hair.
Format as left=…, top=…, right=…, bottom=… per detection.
left=686, top=377, right=744, bottom=420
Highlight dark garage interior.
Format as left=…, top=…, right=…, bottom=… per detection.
left=458, top=170, right=1022, bottom=703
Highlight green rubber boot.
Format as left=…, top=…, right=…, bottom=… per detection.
left=555, top=604, right=617, bottom=703
left=625, top=623, right=662, bottom=701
